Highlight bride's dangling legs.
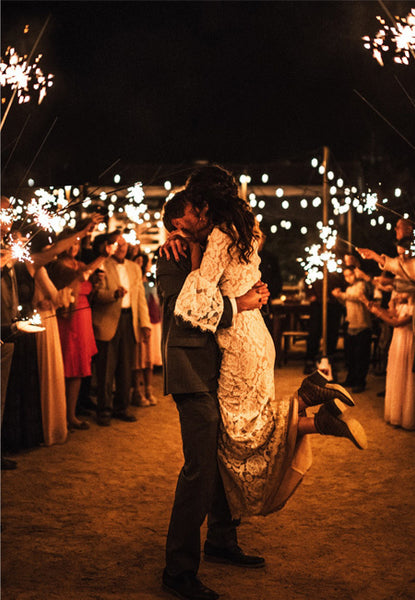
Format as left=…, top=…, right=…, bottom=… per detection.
left=298, top=415, right=317, bottom=435
left=296, top=390, right=367, bottom=450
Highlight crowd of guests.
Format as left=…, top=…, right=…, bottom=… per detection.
left=303, top=217, right=414, bottom=431
left=1, top=203, right=161, bottom=470
left=1, top=192, right=413, bottom=471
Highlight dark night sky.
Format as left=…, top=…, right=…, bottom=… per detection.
left=1, top=1, right=414, bottom=186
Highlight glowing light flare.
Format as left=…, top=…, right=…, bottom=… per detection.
left=298, top=225, right=340, bottom=284
left=319, top=227, right=338, bottom=250
left=9, top=237, right=33, bottom=263
left=126, top=182, right=146, bottom=205
left=361, top=192, right=378, bottom=214
left=125, top=203, right=147, bottom=224
left=363, top=10, right=415, bottom=66
left=0, top=209, right=13, bottom=227
left=123, top=230, right=140, bottom=246
left=0, top=46, right=54, bottom=104
left=28, top=310, right=42, bottom=327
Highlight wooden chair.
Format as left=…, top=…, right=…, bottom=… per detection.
left=280, top=330, right=309, bottom=365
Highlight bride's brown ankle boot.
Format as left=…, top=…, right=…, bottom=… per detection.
left=314, top=404, right=368, bottom=450
left=299, top=370, right=355, bottom=408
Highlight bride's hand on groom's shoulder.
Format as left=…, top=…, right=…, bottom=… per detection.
left=159, top=232, right=189, bottom=261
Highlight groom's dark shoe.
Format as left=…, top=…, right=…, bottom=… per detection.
left=162, top=569, right=219, bottom=600
left=204, top=542, right=265, bottom=568
left=298, top=370, right=355, bottom=408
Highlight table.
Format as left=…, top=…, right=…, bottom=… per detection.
left=269, top=300, right=311, bottom=366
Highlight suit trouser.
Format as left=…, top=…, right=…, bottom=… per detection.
left=95, top=310, right=135, bottom=415
left=166, top=391, right=237, bottom=576
left=306, top=302, right=343, bottom=361
left=345, top=328, right=372, bottom=387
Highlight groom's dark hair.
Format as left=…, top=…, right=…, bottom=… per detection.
left=162, top=190, right=188, bottom=232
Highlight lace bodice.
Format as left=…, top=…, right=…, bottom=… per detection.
left=175, top=227, right=261, bottom=331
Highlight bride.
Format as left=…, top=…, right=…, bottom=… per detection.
left=165, top=165, right=367, bottom=518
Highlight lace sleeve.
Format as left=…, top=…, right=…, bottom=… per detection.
left=174, top=228, right=232, bottom=332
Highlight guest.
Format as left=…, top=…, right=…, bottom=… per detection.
left=1, top=214, right=101, bottom=453
left=303, top=272, right=345, bottom=377
left=344, top=252, right=373, bottom=298
left=363, top=291, right=414, bottom=429
left=32, top=231, right=71, bottom=446
left=332, top=266, right=373, bottom=393
left=91, top=234, right=151, bottom=426
left=358, top=218, right=415, bottom=331
left=1, top=209, right=19, bottom=468
left=50, top=233, right=106, bottom=431
left=77, top=231, right=120, bottom=416
left=2, top=228, right=43, bottom=453
left=131, top=252, right=161, bottom=407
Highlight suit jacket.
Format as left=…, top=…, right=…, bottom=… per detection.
left=156, top=250, right=233, bottom=396
left=92, top=257, right=151, bottom=342
left=1, top=265, right=19, bottom=340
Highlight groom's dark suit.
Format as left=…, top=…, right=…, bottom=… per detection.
left=157, top=249, right=238, bottom=577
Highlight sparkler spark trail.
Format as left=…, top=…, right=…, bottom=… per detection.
left=363, top=8, right=415, bottom=66
left=26, top=199, right=65, bottom=233
left=1, top=16, right=52, bottom=131
left=361, top=192, right=378, bottom=215
left=28, top=310, right=42, bottom=327
left=298, top=225, right=342, bottom=285
left=0, top=47, right=54, bottom=104
left=126, top=182, right=146, bottom=205
left=0, top=209, right=13, bottom=228
left=124, top=182, right=148, bottom=225
left=9, top=238, right=33, bottom=263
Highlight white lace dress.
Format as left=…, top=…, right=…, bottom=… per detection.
left=384, top=301, right=415, bottom=430
left=175, top=227, right=312, bottom=517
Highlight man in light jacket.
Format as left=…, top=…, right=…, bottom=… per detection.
left=92, top=234, right=151, bottom=426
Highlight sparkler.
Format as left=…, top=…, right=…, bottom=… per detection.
left=27, top=310, right=42, bottom=327
left=0, top=208, right=13, bottom=228
left=126, top=182, right=146, bottom=205
left=0, top=48, right=53, bottom=103
left=124, top=182, right=149, bottom=225
left=362, top=9, right=415, bottom=66
left=1, top=16, right=52, bottom=131
left=360, top=192, right=378, bottom=215
left=298, top=225, right=342, bottom=285
left=26, top=198, right=65, bottom=233
left=9, top=237, right=33, bottom=263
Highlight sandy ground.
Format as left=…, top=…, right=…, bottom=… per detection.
left=1, top=360, right=415, bottom=600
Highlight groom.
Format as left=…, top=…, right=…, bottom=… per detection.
left=157, top=191, right=268, bottom=600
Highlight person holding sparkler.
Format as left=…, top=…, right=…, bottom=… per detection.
left=332, top=266, right=373, bottom=393
left=1, top=213, right=103, bottom=452
left=49, top=220, right=109, bottom=432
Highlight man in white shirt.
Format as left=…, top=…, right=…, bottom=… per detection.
left=92, top=234, right=151, bottom=426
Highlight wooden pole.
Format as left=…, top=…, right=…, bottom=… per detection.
left=240, top=177, right=248, bottom=201
left=347, top=204, right=352, bottom=246
left=321, top=146, right=329, bottom=359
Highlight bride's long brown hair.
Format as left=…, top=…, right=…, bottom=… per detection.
left=186, top=165, right=260, bottom=264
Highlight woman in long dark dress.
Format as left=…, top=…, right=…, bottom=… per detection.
left=1, top=260, right=43, bottom=453
left=1, top=216, right=102, bottom=452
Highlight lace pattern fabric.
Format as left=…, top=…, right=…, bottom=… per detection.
left=175, top=227, right=312, bottom=517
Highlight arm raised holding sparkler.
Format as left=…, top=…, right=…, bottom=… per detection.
left=357, top=247, right=415, bottom=287
left=30, top=213, right=103, bottom=270
left=356, top=248, right=386, bottom=269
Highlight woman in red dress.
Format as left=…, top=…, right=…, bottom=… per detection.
left=52, top=239, right=105, bottom=430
